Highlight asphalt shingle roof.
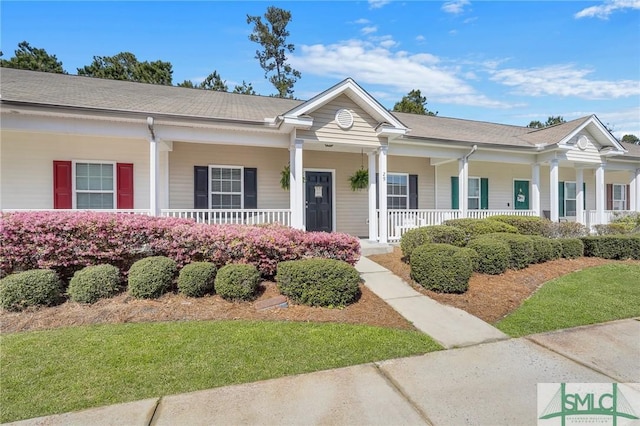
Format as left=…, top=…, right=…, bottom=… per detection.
left=1, top=68, right=612, bottom=151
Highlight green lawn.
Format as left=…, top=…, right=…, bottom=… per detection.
left=0, top=320, right=441, bottom=423
left=496, top=264, right=640, bottom=337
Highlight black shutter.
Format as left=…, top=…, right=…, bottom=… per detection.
left=194, top=166, right=208, bottom=209
left=409, top=174, right=418, bottom=209
left=244, top=168, right=257, bottom=209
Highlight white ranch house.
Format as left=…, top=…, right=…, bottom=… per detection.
left=1, top=68, right=639, bottom=242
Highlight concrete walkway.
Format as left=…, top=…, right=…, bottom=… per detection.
left=355, top=256, right=508, bottom=349
left=9, top=319, right=639, bottom=426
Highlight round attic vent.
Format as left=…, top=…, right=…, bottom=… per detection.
left=577, top=135, right=589, bottom=150
left=335, top=109, right=354, bottom=130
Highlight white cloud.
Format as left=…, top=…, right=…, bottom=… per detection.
left=463, top=16, right=478, bottom=24
left=489, top=64, right=640, bottom=99
left=575, top=0, right=640, bottom=19
left=368, top=0, right=391, bottom=9
left=290, top=39, right=510, bottom=107
left=442, top=0, right=470, bottom=15
left=361, top=26, right=378, bottom=35
left=353, top=18, right=371, bottom=25
left=449, top=29, right=458, bottom=36
left=598, top=106, right=640, bottom=138
left=415, top=35, right=425, bottom=42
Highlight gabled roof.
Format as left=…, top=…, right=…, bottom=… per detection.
left=282, top=78, right=408, bottom=132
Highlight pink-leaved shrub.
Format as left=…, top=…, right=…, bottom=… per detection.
left=0, top=212, right=360, bottom=280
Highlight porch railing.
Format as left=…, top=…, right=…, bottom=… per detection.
left=160, top=209, right=291, bottom=226
left=0, top=209, right=152, bottom=215
left=585, top=210, right=634, bottom=229
left=386, top=209, right=537, bottom=242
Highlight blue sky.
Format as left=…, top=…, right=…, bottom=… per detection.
left=2, top=1, right=639, bottom=137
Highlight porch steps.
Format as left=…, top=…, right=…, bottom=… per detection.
left=359, top=239, right=393, bottom=256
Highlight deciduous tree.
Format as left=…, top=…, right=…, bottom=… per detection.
left=621, top=134, right=640, bottom=145
left=247, top=6, right=300, bottom=98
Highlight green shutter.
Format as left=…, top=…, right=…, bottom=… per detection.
left=451, top=176, right=459, bottom=209
left=480, top=178, right=489, bottom=210
left=558, top=181, right=565, bottom=217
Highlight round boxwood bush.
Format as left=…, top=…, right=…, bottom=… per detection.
left=177, top=262, right=217, bottom=297
left=215, top=264, right=260, bottom=301
left=443, top=218, right=518, bottom=240
left=548, top=239, right=563, bottom=260
left=410, top=243, right=474, bottom=293
left=560, top=238, right=584, bottom=259
left=466, top=237, right=510, bottom=275
left=529, top=236, right=555, bottom=264
left=127, top=256, right=177, bottom=299
left=488, top=215, right=553, bottom=236
left=276, top=258, right=361, bottom=307
left=400, top=225, right=466, bottom=260
left=483, top=233, right=535, bottom=270
left=68, top=264, right=120, bottom=304
left=0, top=269, right=63, bottom=311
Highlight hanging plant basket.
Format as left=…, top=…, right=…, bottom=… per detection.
left=349, top=168, right=369, bottom=191
left=280, top=164, right=290, bottom=190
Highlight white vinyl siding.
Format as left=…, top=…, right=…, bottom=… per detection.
left=387, top=173, right=408, bottom=209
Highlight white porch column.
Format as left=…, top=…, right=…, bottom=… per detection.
left=595, top=163, right=605, bottom=225
left=458, top=158, right=468, bottom=217
left=531, top=163, right=540, bottom=216
left=576, top=168, right=584, bottom=225
left=550, top=159, right=559, bottom=222
left=149, top=137, right=159, bottom=216
left=289, top=143, right=297, bottom=228
left=378, top=145, right=388, bottom=244
left=633, top=168, right=640, bottom=211
left=367, top=151, right=377, bottom=242
left=293, top=139, right=304, bottom=230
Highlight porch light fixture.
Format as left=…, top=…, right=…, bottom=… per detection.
left=324, top=144, right=334, bottom=148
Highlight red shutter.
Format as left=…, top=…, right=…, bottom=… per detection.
left=53, top=161, right=72, bottom=209
left=606, top=184, right=613, bottom=210
left=626, top=185, right=631, bottom=210
left=117, top=163, right=134, bottom=209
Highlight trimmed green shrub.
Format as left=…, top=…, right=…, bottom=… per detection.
left=410, top=244, right=474, bottom=293
left=593, top=223, right=632, bottom=235
left=443, top=218, right=518, bottom=240
left=400, top=225, right=466, bottom=260
left=610, top=212, right=640, bottom=233
left=549, top=222, right=589, bottom=238
left=488, top=215, right=553, bottom=236
left=467, top=237, right=510, bottom=275
left=0, top=269, right=63, bottom=311
left=276, top=259, right=360, bottom=307
left=215, top=264, right=260, bottom=301
left=559, top=238, right=584, bottom=259
left=483, top=233, right=535, bottom=270
left=529, top=236, right=555, bottom=263
left=177, top=262, right=217, bottom=297
left=128, top=256, right=177, bottom=299
left=548, top=239, right=563, bottom=260
left=68, top=264, right=120, bottom=304
left=581, top=235, right=640, bottom=260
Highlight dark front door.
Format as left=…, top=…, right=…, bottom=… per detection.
left=305, top=171, right=332, bottom=232
left=514, top=180, right=530, bottom=210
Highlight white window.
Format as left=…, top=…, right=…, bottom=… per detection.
left=210, top=166, right=243, bottom=209
left=613, top=184, right=626, bottom=211
left=468, top=177, right=480, bottom=210
left=565, top=182, right=577, bottom=217
left=387, top=173, right=408, bottom=209
left=74, top=161, right=115, bottom=209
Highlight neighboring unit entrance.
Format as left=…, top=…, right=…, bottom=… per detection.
left=305, top=171, right=332, bottom=232
left=514, top=180, right=530, bottom=210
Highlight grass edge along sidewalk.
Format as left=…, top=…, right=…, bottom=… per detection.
left=0, top=320, right=441, bottom=423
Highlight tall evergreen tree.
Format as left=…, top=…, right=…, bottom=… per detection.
left=0, top=41, right=66, bottom=73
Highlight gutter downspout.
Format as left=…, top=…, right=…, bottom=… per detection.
left=148, top=116, right=159, bottom=216
left=458, top=145, right=477, bottom=218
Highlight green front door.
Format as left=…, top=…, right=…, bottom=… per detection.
left=514, top=180, right=530, bottom=210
